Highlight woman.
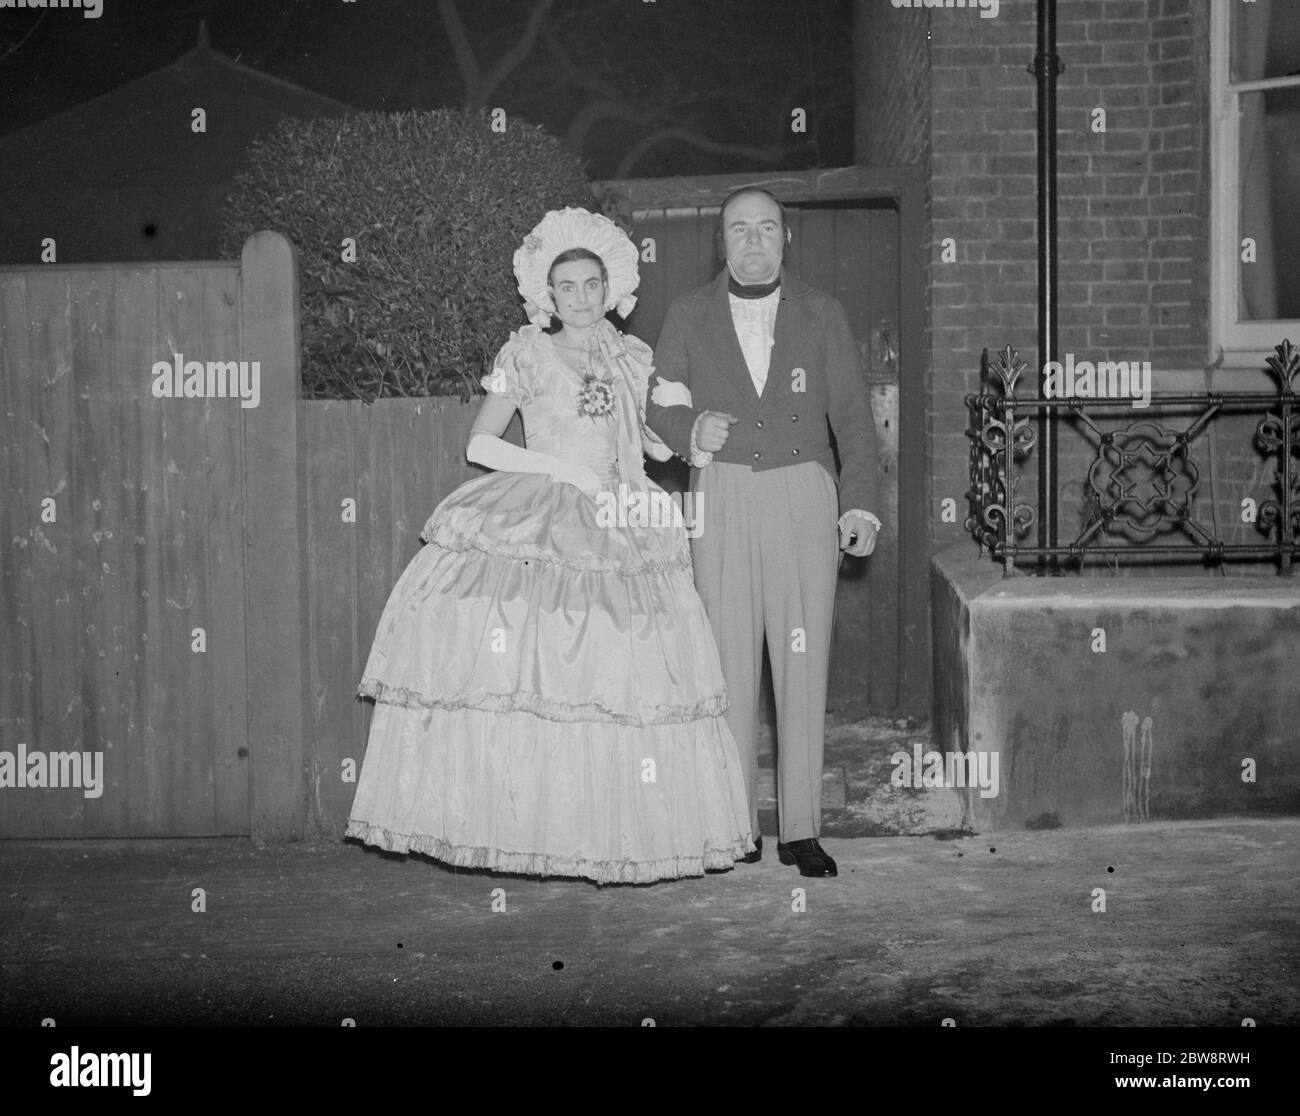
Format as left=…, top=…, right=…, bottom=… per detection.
left=345, top=207, right=755, bottom=884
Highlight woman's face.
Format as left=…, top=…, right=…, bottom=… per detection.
left=548, top=258, right=607, bottom=329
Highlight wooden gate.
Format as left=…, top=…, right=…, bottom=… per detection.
left=0, top=233, right=306, bottom=839
left=602, top=168, right=929, bottom=718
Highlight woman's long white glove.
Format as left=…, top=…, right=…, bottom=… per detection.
left=466, top=431, right=602, bottom=496
left=650, top=379, right=693, bottom=408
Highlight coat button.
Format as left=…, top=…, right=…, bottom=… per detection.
left=791, top=448, right=799, bottom=456
left=755, top=419, right=764, bottom=428
left=753, top=452, right=761, bottom=460
left=790, top=414, right=798, bottom=422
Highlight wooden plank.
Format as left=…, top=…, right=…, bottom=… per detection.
left=115, top=319, right=153, bottom=840
left=894, top=172, right=931, bottom=720
left=0, top=271, right=47, bottom=837
left=117, top=269, right=165, bottom=828
left=0, top=276, right=26, bottom=823
left=23, top=269, right=82, bottom=836
left=154, top=265, right=216, bottom=836
left=354, top=403, right=375, bottom=784
left=241, top=231, right=308, bottom=841
left=792, top=205, right=835, bottom=296
left=391, top=398, right=428, bottom=574
left=832, top=206, right=872, bottom=342
left=303, top=399, right=360, bottom=836
left=631, top=210, right=668, bottom=348
left=825, top=205, right=878, bottom=713
left=663, top=207, right=708, bottom=330
left=199, top=264, right=248, bottom=835
left=65, top=272, right=97, bottom=837
left=115, top=278, right=156, bottom=837
left=138, top=272, right=171, bottom=837
left=73, top=268, right=135, bottom=835
left=354, top=401, right=387, bottom=711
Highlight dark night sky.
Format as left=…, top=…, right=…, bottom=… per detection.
left=0, top=0, right=855, bottom=178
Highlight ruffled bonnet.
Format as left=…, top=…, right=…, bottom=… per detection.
left=512, top=207, right=639, bottom=327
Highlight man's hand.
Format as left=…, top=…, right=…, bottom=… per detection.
left=839, top=513, right=878, bottom=557
left=695, top=411, right=739, bottom=453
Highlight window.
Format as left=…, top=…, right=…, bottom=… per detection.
left=1210, top=0, right=1300, bottom=364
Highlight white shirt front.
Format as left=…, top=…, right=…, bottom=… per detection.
left=727, top=288, right=781, bottom=397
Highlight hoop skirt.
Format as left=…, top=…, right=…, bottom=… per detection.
left=345, top=325, right=755, bottom=883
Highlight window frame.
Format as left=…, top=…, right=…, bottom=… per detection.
left=1209, top=1, right=1300, bottom=366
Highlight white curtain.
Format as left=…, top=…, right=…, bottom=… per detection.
left=1238, top=0, right=1279, bottom=320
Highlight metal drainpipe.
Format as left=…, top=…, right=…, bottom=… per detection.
left=1033, top=0, right=1061, bottom=573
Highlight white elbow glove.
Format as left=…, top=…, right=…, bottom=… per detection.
left=466, top=431, right=601, bottom=496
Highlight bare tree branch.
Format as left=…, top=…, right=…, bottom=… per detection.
left=0, top=11, right=47, bottom=65
left=436, top=0, right=480, bottom=109
left=437, top=0, right=556, bottom=113
left=473, top=0, right=555, bottom=113
left=615, top=127, right=784, bottom=179
left=565, top=98, right=645, bottom=155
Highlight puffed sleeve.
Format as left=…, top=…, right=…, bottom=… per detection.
left=480, top=328, right=539, bottom=407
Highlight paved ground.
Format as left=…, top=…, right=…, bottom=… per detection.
left=2, top=813, right=1296, bottom=1027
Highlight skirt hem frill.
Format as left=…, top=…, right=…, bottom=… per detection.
left=343, top=820, right=753, bottom=886
left=356, top=677, right=728, bottom=726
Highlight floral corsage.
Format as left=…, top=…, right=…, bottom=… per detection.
left=575, top=373, right=616, bottom=419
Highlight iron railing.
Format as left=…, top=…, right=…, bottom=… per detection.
left=966, top=340, right=1300, bottom=576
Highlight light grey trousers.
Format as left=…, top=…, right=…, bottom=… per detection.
left=689, top=460, right=840, bottom=841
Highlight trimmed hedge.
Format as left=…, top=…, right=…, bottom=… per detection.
left=220, top=109, right=592, bottom=400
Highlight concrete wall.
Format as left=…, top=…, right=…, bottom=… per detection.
left=932, top=546, right=1300, bottom=830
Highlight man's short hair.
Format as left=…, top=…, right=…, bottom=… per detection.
left=714, top=187, right=790, bottom=261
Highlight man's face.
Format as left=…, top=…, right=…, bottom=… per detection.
left=721, top=192, right=784, bottom=284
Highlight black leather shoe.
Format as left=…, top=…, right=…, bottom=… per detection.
left=777, top=838, right=837, bottom=877
left=739, top=835, right=762, bottom=864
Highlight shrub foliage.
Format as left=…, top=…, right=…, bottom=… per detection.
left=220, top=109, right=592, bottom=400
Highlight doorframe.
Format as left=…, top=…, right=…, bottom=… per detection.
left=595, top=167, right=930, bottom=719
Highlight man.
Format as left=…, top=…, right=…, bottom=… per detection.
left=644, top=187, right=880, bottom=878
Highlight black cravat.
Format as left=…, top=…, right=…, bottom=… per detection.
left=727, top=273, right=781, bottom=300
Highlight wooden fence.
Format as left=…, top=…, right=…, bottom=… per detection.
left=1, top=232, right=529, bottom=840
left=300, top=397, right=523, bottom=835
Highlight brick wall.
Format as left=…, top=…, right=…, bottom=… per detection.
left=857, top=0, right=1274, bottom=574
left=854, top=1, right=931, bottom=167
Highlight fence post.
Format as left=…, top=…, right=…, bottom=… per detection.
left=240, top=231, right=309, bottom=841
